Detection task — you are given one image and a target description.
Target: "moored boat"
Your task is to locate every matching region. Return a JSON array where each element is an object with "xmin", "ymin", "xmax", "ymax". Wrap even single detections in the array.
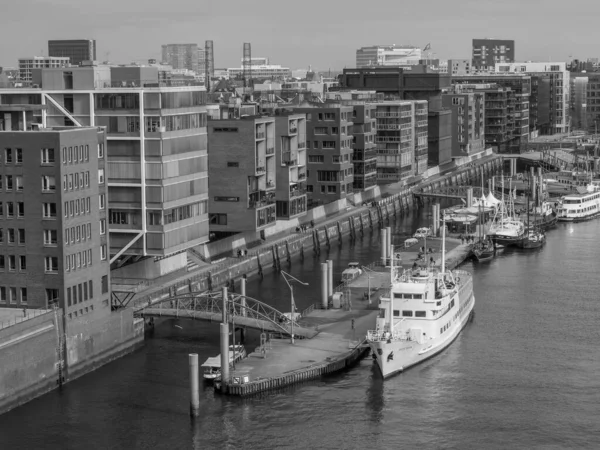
[
  {"xmin": 556, "ymin": 184, "xmax": 600, "ymax": 222},
  {"xmin": 520, "ymin": 229, "xmax": 546, "ymax": 249},
  {"xmin": 201, "ymin": 345, "xmax": 247, "ymax": 381}
]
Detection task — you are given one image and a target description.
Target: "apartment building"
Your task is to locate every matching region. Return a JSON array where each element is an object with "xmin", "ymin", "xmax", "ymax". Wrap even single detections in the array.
[
  {"xmin": 18, "ymin": 57, "xmax": 70, "ymax": 83},
  {"xmin": 442, "ymin": 90, "xmax": 486, "ymax": 157},
  {"xmin": 452, "ymin": 74, "xmax": 530, "ymax": 153},
  {"xmin": 496, "ymin": 62, "xmax": 569, "ymax": 134},
  {"xmin": 207, "ymin": 114, "xmax": 277, "ymax": 235},
  {"xmin": 292, "ymin": 105, "xmax": 354, "ymax": 206},
  {"xmin": 0, "ymin": 64, "xmax": 209, "ymax": 269},
  {"xmin": 571, "ymin": 75, "xmax": 588, "ymax": 131},
  {"xmin": 0, "ymin": 123, "xmax": 110, "ymax": 318},
  {"xmin": 586, "ymin": 74, "xmax": 600, "ymax": 134},
  {"xmin": 375, "ymin": 101, "xmax": 428, "ymax": 184},
  {"xmin": 273, "ymin": 112, "xmax": 308, "ymax": 220},
  {"xmin": 448, "ymin": 59, "xmax": 472, "ymax": 76},
  {"xmin": 48, "ymin": 40, "xmax": 96, "ymax": 66},
  {"xmin": 161, "ymin": 44, "xmax": 200, "ymax": 72},
  {"xmin": 472, "ymin": 39, "xmax": 515, "ymax": 71},
  {"xmin": 356, "ymin": 45, "xmax": 422, "ymax": 68}
]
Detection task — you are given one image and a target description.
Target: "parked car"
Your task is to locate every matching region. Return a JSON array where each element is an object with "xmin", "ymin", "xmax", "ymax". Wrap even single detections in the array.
[{"xmin": 413, "ymin": 227, "xmax": 433, "ymax": 239}]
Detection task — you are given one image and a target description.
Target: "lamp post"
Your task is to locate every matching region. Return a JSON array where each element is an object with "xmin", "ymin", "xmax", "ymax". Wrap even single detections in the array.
[
  {"xmin": 361, "ymin": 265, "xmax": 376, "ymax": 304},
  {"xmin": 281, "ymin": 271, "xmax": 309, "ymax": 344}
]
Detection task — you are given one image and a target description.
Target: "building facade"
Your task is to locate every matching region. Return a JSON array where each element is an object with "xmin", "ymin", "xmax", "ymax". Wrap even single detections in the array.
[
  {"xmin": 207, "ymin": 115, "xmax": 277, "ymax": 234},
  {"xmin": 448, "ymin": 59, "xmax": 472, "ymax": 76},
  {"xmin": 48, "ymin": 40, "xmax": 96, "ymax": 66},
  {"xmin": 227, "ymin": 58, "xmax": 291, "ymax": 80},
  {"xmin": 571, "ymin": 75, "xmax": 588, "ymax": 132},
  {"xmin": 0, "ymin": 125, "xmax": 111, "ymax": 318},
  {"xmin": 0, "ymin": 64, "xmax": 209, "ymax": 266},
  {"xmin": 586, "ymin": 74, "xmax": 600, "ymax": 133},
  {"xmin": 18, "ymin": 57, "xmax": 70, "ymax": 83},
  {"xmin": 292, "ymin": 105, "xmax": 354, "ymax": 206},
  {"xmin": 496, "ymin": 62, "xmax": 569, "ymax": 134},
  {"xmin": 472, "ymin": 39, "xmax": 514, "ymax": 71},
  {"xmin": 375, "ymin": 101, "xmax": 428, "ymax": 184},
  {"xmin": 356, "ymin": 46, "xmax": 422, "ymax": 68},
  {"xmin": 442, "ymin": 91, "xmax": 486, "ymax": 158},
  {"xmin": 161, "ymin": 44, "xmax": 200, "ymax": 72}
]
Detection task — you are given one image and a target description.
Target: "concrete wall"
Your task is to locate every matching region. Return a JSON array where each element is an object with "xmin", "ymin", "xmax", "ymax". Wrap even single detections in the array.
[
  {"xmin": 197, "ymin": 231, "xmax": 261, "ymax": 261},
  {"xmin": 110, "ymin": 252, "xmax": 187, "ymax": 279},
  {"xmin": 65, "ymin": 308, "xmax": 143, "ymax": 380},
  {"xmin": 0, "ymin": 311, "xmax": 61, "ymax": 415}
]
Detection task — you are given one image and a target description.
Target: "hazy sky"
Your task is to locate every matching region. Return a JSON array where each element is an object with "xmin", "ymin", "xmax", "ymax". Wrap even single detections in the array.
[{"xmin": 2, "ymin": 0, "xmax": 599, "ymax": 70}]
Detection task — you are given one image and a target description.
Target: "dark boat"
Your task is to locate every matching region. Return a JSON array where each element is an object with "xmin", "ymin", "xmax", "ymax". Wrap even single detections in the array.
[
  {"xmin": 521, "ymin": 229, "xmax": 546, "ymax": 249},
  {"xmin": 473, "ymin": 200, "xmax": 495, "ymax": 262}
]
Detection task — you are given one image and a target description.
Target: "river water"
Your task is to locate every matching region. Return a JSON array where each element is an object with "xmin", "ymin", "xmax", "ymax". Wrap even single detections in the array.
[{"xmin": 1, "ymin": 208, "xmax": 599, "ymax": 450}]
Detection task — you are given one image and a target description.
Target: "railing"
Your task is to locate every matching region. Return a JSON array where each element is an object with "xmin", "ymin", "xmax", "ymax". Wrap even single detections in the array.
[
  {"xmin": 94, "ymin": 80, "xmax": 205, "ymax": 89},
  {"xmin": 290, "ymin": 188, "xmax": 307, "ymax": 198},
  {"xmin": 284, "ymin": 159, "xmax": 297, "ymax": 166},
  {"xmin": 256, "ymin": 132, "xmax": 265, "ymax": 139},
  {"xmin": 298, "ymin": 141, "xmax": 306, "ymax": 149},
  {"xmin": 256, "ymin": 166, "xmax": 266, "ymax": 173},
  {"xmin": 416, "ymin": 120, "xmax": 428, "ymax": 128},
  {"xmin": 298, "ymin": 172, "xmax": 306, "ymax": 180},
  {"xmin": 265, "ymin": 146, "xmax": 275, "ymax": 155},
  {"xmin": 289, "ymin": 127, "xmax": 298, "ymax": 134},
  {"xmin": 0, "ymin": 307, "xmax": 54, "ymax": 331}
]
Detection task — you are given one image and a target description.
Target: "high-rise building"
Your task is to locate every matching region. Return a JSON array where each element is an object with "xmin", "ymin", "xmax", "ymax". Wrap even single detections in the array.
[
  {"xmin": 161, "ymin": 44, "xmax": 199, "ymax": 72},
  {"xmin": 375, "ymin": 101, "xmax": 428, "ymax": 184},
  {"xmin": 48, "ymin": 40, "xmax": 96, "ymax": 66},
  {"xmin": 472, "ymin": 39, "xmax": 514, "ymax": 71},
  {"xmin": 291, "ymin": 105, "xmax": 355, "ymax": 206},
  {"xmin": 18, "ymin": 57, "xmax": 69, "ymax": 83},
  {"xmin": 0, "ymin": 122, "xmax": 110, "ymax": 316},
  {"xmin": 585, "ymin": 74, "xmax": 600, "ymax": 134},
  {"xmin": 0, "ymin": 64, "xmax": 209, "ymax": 272},
  {"xmin": 496, "ymin": 62, "xmax": 569, "ymax": 134},
  {"xmin": 356, "ymin": 45, "xmax": 422, "ymax": 68},
  {"xmin": 442, "ymin": 90, "xmax": 486, "ymax": 158}
]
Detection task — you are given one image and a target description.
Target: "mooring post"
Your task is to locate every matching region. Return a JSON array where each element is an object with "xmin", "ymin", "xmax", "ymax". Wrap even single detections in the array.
[
  {"xmin": 321, "ymin": 263, "xmax": 328, "ymax": 309},
  {"xmin": 381, "ymin": 228, "xmax": 388, "ymax": 265},
  {"xmin": 220, "ymin": 287, "xmax": 229, "ymax": 391},
  {"xmin": 327, "ymin": 260, "xmax": 333, "ymax": 298},
  {"xmin": 189, "ymin": 353, "xmax": 200, "ymax": 416},
  {"xmin": 386, "ymin": 226, "xmax": 392, "ymax": 263},
  {"xmin": 240, "ymin": 276, "xmax": 247, "ymax": 317}
]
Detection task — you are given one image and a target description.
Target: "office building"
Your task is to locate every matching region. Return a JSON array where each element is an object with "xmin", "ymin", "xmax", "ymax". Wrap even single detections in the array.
[
  {"xmin": 161, "ymin": 44, "xmax": 200, "ymax": 72},
  {"xmin": 18, "ymin": 57, "xmax": 69, "ymax": 83},
  {"xmin": 0, "ymin": 123, "xmax": 110, "ymax": 317},
  {"xmin": 227, "ymin": 58, "xmax": 291, "ymax": 80},
  {"xmin": 291, "ymin": 104, "xmax": 354, "ymax": 206},
  {"xmin": 375, "ymin": 101, "xmax": 428, "ymax": 184},
  {"xmin": 48, "ymin": 40, "xmax": 96, "ymax": 66},
  {"xmin": 338, "ymin": 67, "xmax": 452, "ymax": 168},
  {"xmin": 586, "ymin": 74, "xmax": 600, "ymax": 133},
  {"xmin": 356, "ymin": 45, "xmax": 422, "ymax": 68},
  {"xmin": 207, "ymin": 112, "xmax": 277, "ymax": 235},
  {"xmin": 571, "ymin": 75, "xmax": 588, "ymax": 131},
  {"xmin": 496, "ymin": 62, "xmax": 569, "ymax": 134},
  {"xmin": 442, "ymin": 90, "xmax": 486, "ymax": 158},
  {"xmin": 472, "ymin": 39, "xmax": 514, "ymax": 71},
  {"xmin": 0, "ymin": 64, "xmax": 209, "ymax": 270},
  {"xmin": 448, "ymin": 59, "xmax": 472, "ymax": 76}
]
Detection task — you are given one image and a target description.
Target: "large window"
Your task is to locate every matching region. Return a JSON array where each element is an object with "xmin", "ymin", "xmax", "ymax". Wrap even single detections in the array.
[
  {"xmin": 209, "ymin": 213, "xmax": 227, "ymax": 225},
  {"xmin": 95, "ymin": 93, "xmax": 140, "ymax": 109},
  {"xmin": 45, "ymin": 256, "xmax": 59, "ymax": 272},
  {"xmin": 163, "ymin": 113, "xmax": 207, "ymax": 132}
]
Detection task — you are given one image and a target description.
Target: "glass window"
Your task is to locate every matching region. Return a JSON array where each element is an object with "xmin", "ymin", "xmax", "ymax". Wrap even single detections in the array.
[{"xmin": 402, "ymin": 310, "xmax": 413, "ymax": 317}]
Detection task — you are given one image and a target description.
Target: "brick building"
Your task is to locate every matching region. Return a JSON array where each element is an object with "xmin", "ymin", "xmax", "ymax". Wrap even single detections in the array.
[{"xmin": 442, "ymin": 90, "xmax": 486, "ymax": 158}]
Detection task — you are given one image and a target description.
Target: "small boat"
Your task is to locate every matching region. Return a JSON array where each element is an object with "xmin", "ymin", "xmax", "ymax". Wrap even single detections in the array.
[
  {"xmin": 520, "ymin": 229, "xmax": 546, "ymax": 249},
  {"xmin": 201, "ymin": 345, "xmax": 247, "ymax": 381},
  {"xmin": 413, "ymin": 227, "xmax": 432, "ymax": 239},
  {"xmin": 341, "ymin": 262, "xmax": 362, "ymax": 284},
  {"xmin": 473, "ymin": 239, "xmax": 495, "ymax": 261}
]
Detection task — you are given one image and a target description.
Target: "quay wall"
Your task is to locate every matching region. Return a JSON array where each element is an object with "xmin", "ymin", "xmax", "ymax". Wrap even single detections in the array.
[{"xmin": 131, "ymin": 156, "xmax": 503, "ymax": 310}]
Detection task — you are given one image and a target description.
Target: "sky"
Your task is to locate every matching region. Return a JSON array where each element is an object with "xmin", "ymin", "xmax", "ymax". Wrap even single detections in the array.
[{"xmin": 1, "ymin": 0, "xmax": 599, "ymax": 70}]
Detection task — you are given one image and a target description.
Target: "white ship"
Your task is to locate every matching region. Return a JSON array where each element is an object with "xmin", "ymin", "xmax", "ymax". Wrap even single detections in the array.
[
  {"xmin": 367, "ymin": 222, "xmax": 475, "ymax": 378},
  {"xmin": 557, "ymin": 184, "xmax": 600, "ymax": 222}
]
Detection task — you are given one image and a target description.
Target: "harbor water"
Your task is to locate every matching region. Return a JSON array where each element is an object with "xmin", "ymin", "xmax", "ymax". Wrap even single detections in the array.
[{"xmin": 1, "ymin": 207, "xmax": 599, "ymax": 449}]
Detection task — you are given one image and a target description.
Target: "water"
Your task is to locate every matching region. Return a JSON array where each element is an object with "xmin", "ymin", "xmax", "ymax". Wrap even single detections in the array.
[{"xmin": 1, "ymin": 211, "xmax": 599, "ymax": 449}]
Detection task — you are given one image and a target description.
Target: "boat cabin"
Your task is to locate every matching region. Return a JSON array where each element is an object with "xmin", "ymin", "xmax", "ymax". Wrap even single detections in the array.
[{"xmin": 341, "ymin": 262, "xmax": 362, "ymax": 283}]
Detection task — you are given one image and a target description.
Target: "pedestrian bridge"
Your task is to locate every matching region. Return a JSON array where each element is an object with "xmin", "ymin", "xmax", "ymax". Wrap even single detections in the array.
[{"xmin": 134, "ymin": 291, "xmax": 319, "ymax": 339}]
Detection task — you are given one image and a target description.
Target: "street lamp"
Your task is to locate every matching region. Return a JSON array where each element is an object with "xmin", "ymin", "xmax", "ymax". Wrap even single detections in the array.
[
  {"xmin": 361, "ymin": 266, "xmax": 376, "ymax": 304},
  {"xmin": 281, "ymin": 271, "xmax": 309, "ymax": 344}
]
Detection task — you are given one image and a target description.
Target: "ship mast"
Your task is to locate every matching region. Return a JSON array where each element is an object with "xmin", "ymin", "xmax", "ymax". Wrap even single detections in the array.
[
  {"xmin": 441, "ymin": 215, "xmax": 446, "ymax": 275},
  {"xmin": 389, "ymin": 244, "xmax": 394, "ymax": 333}
]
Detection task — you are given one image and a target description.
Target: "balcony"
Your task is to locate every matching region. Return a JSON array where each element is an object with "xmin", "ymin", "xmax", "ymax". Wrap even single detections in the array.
[
  {"xmin": 249, "ymin": 191, "xmax": 275, "ymax": 208},
  {"xmin": 256, "ymin": 131, "xmax": 265, "ymax": 140},
  {"xmin": 266, "ymin": 146, "xmax": 275, "ymax": 155},
  {"xmin": 256, "ymin": 166, "xmax": 266, "ymax": 174},
  {"xmin": 289, "ymin": 126, "xmax": 298, "ymax": 134},
  {"xmin": 298, "ymin": 172, "xmax": 306, "ymax": 180},
  {"xmin": 290, "ymin": 186, "xmax": 307, "ymax": 199},
  {"xmin": 416, "ymin": 120, "xmax": 427, "ymax": 128},
  {"xmin": 376, "ymin": 136, "xmax": 404, "ymax": 143}
]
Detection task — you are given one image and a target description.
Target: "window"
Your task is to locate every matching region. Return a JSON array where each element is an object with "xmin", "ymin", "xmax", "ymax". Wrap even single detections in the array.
[
  {"xmin": 86, "ymin": 197, "xmax": 90, "ymax": 213},
  {"xmin": 415, "ymin": 311, "xmax": 426, "ymax": 318},
  {"xmin": 0, "ymin": 229, "xmax": 2, "ymax": 243},
  {"xmin": 9, "ymin": 287, "xmax": 17, "ymax": 304},
  {"xmin": 402, "ymin": 311, "xmax": 413, "ymax": 317},
  {"xmin": 322, "ymin": 141, "xmax": 336, "ymax": 149},
  {"xmin": 0, "ymin": 175, "xmax": 2, "ymax": 189},
  {"xmin": 101, "ymin": 275, "xmax": 108, "ymax": 294},
  {"xmin": 7, "ymin": 201, "xmax": 14, "ymax": 218},
  {"xmin": 100, "ymin": 219, "xmax": 106, "ymax": 235},
  {"xmin": 208, "ymin": 213, "xmax": 227, "ymax": 225},
  {"xmin": 19, "ymin": 255, "xmax": 26, "ymax": 271},
  {"xmin": 43, "ymin": 203, "xmax": 57, "ymax": 218},
  {"xmin": 78, "ymin": 146, "xmax": 83, "ymax": 162},
  {"xmin": 8, "ymin": 255, "xmax": 16, "ymax": 271},
  {"xmin": 88, "ymin": 280, "xmax": 93, "ymax": 298},
  {"xmin": 45, "ymin": 256, "xmax": 59, "ymax": 272},
  {"xmin": 308, "ymin": 155, "xmax": 324, "ymax": 163},
  {"xmin": 98, "ymin": 169, "xmax": 104, "ymax": 184},
  {"xmin": 0, "ymin": 287, "xmax": 5, "ymax": 303},
  {"xmin": 0, "ymin": 256, "xmax": 4, "ymax": 270},
  {"xmin": 331, "ymin": 127, "xmax": 339, "ymax": 134},
  {"xmin": 18, "ymin": 229, "xmax": 25, "ymax": 244},
  {"xmin": 15, "ymin": 148, "xmax": 22, "ymax": 164},
  {"xmin": 101, "ymin": 245, "xmax": 107, "ymax": 260},
  {"xmin": 212, "ymin": 127, "xmax": 239, "ymax": 132},
  {"xmin": 393, "ymin": 310, "xmax": 400, "ymax": 317},
  {"xmin": 84, "ymin": 145, "xmax": 89, "ymax": 161},
  {"xmin": 99, "ymin": 194, "xmax": 105, "ymax": 210},
  {"xmin": 6, "ymin": 175, "xmax": 13, "ymax": 190},
  {"xmin": 327, "ymin": 185, "xmax": 337, "ymax": 194},
  {"xmin": 8, "ymin": 228, "xmax": 15, "ymax": 244},
  {"xmin": 5, "ymin": 148, "xmax": 12, "ymax": 164},
  {"xmin": 314, "ymin": 127, "xmax": 328, "ymax": 134},
  {"xmin": 84, "ymin": 171, "xmax": 89, "ymax": 187},
  {"xmin": 42, "ymin": 176, "xmax": 56, "ymax": 192},
  {"xmin": 17, "ymin": 202, "xmax": 24, "ymax": 217},
  {"xmin": 46, "ymin": 289, "xmax": 59, "ymax": 307},
  {"xmin": 87, "ymin": 223, "xmax": 91, "ymax": 239},
  {"xmin": 62, "ymin": 147, "xmax": 67, "ymax": 164},
  {"xmin": 44, "ymin": 229, "xmax": 58, "ymax": 245},
  {"xmin": 84, "ymin": 282, "xmax": 88, "ymax": 300},
  {"xmin": 109, "ymin": 211, "xmax": 128, "ymax": 225},
  {"xmin": 74, "ymin": 200, "xmax": 79, "ymax": 215},
  {"xmin": 68, "ymin": 174, "xmax": 73, "ymax": 190},
  {"xmin": 73, "ymin": 284, "xmax": 78, "ymax": 303},
  {"xmin": 227, "ymin": 162, "xmax": 239, "ymax": 168},
  {"xmin": 16, "ymin": 176, "xmax": 23, "ymax": 191},
  {"xmin": 79, "ymin": 172, "xmax": 84, "ymax": 189},
  {"xmin": 98, "ymin": 143, "xmax": 104, "ymax": 158},
  {"xmin": 41, "ymin": 148, "xmax": 55, "ymax": 164}
]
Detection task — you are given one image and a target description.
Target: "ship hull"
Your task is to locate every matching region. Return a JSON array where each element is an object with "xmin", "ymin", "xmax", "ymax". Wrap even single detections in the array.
[
  {"xmin": 369, "ymin": 291, "xmax": 475, "ymax": 378},
  {"xmin": 557, "ymin": 211, "xmax": 600, "ymax": 222},
  {"xmin": 490, "ymin": 235, "xmax": 525, "ymax": 247}
]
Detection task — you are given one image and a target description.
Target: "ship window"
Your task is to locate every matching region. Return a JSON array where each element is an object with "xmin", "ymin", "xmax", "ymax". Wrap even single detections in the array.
[
  {"xmin": 402, "ymin": 310, "xmax": 413, "ymax": 317},
  {"xmin": 393, "ymin": 310, "xmax": 400, "ymax": 317},
  {"xmin": 413, "ymin": 294, "xmax": 423, "ymax": 299},
  {"xmin": 415, "ymin": 311, "xmax": 426, "ymax": 317},
  {"xmin": 436, "ymin": 301, "xmax": 442, "ymax": 306},
  {"xmin": 393, "ymin": 293, "xmax": 402, "ymax": 299},
  {"xmin": 403, "ymin": 294, "xmax": 413, "ymax": 299}
]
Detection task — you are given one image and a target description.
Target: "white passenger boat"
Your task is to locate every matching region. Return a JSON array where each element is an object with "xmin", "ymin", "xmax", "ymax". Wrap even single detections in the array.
[
  {"xmin": 367, "ymin": 219, "xmax": 474, "ymax": 378},
  {"xmin": 201, "ymin": 345, "xmax": 247, "ymax": 381},
  {"xmin": 556, "ymin": 184, "xmax": 600, "ymax": 222}
]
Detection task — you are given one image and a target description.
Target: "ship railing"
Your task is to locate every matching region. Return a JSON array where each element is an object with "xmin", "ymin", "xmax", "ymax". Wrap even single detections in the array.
[{"xmin": 367, "ymin": 330, "xmax": 408, "ymax": 342}]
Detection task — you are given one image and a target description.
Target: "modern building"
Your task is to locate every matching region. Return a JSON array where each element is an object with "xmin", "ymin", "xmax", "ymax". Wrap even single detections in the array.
[
  {"xmin": 227, "ymin": 58, "xmax": 291, "ymax": 80},
  {"xmin": 161, "ymin": 44, "xmax": 200, "ymax": 72},
  {"xmin": 571, "ymin": 75, "xmax": 588, "ymax": 132},
  {"xmin": 0, "ymin": 64, "xmax": 209, "ymax": 271},
  {"xmin": 496, "ymin": 62, "xmax": 570, "ymax": 134},
  {"xmin": 585, "ymin": 74, "xmax": 600, "ymax": 134},
  {"xmin": 356, "ymin": 45, "xmax": 422, "ymax": 68},
  {"xmin": 48, "ymin": 40, "xmax": 96, "ymax": 66},
  {"xmin": 18, "ymin": 57, "xmax": 70, "ymax": 83},
  {"xmin": 0, "ymin": 124, "xmax": 111, "ymax": 318},
  {"xmin": 448, "ymin": 59, "xmax": 472, "ymax": 76},
  {"xmin": 291, "ymin": 104, "xmax": 355, "ymax": 206},
  {"xmin": 442, "ymin": 90, "xmax": 486, "ymax": 158},
  {"xmin": 338, "ymin": 67, "xmax": 452, "ymax": 168},
  {"xmin": 472, "ymin": 39, "xmax": 514, "ymax": 71},
  {"xmin": 375, "ymin": 101, "xmax": 428, "ymax": 184},
  {"xmin": 207, "ymin": 112, "xmax": 277, "ymax": 235}
]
